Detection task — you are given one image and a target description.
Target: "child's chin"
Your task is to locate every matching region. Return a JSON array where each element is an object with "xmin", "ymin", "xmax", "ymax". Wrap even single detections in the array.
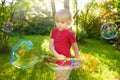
[{"xmin": 58, "ymin": 28, "xmax": 63, "ymax": 31}]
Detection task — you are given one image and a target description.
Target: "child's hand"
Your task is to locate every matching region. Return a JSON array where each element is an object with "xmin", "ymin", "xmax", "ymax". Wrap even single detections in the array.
[
  {"xmin": 58, "ymin": 54, "xmax": 66, "ymax": 59},
  {"xmin": 55, "ymin": 54, "xmax": 66, "ymax": 59}
]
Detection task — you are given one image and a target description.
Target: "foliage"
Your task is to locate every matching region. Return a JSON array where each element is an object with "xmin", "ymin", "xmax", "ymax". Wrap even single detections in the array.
[
  {"xmin": 76, "ymin": 30, "xmax": 87, "ymax": 43},
  {"xmin": 114, "ymin": 0, "xmax": 120, "ymax": 13},
  {"xmin": 0, "ymin": 0, "xmax": 54, "ymax": 53},
  {"xmin": 11, "ymin": 0, "xmax": 54, "ymax": 36},
  {"xmin": 22, "ymin": 16, "xmax": 54, "ymax": 35},
  {"xmin": 0, "ymin": 0, "xmax": 15, "ymax": 53},
  {"xmin": 76, "ymin": 1, "xmax": 102, "ymax": 39},
  {"xmin": 80, "ymin": 13, "xmax": 101, "ymax": 39},
  {"xmin": 79, "ymin": 53, "xmax": 99, "ymax": 72},
  {"xmin": 0, "ymin": 33, "xmax": 11, "ymax": 53},
  {"xmin": 11, "ymin": 0, "xmax": 33, "ymax": 37},
  {"xmin": 99, "ymin": 0, "xmax": 120, "ymax": 43},
  {"xmin": 74, "ymin": 0, "xmax": 120, "ymax": 40}
]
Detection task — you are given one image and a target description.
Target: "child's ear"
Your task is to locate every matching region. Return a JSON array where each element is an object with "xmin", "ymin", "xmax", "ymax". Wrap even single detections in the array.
[
  {"xmin": 67, "ymin": 21, "xmax": 71, "ymax": 25},
  {"xmin": 66, "ymin": 23, "xmax": 71, "ymax": 29},
  {"xmin": 67, "ymin": 21, "xmax": 72, "ymax": 26}
]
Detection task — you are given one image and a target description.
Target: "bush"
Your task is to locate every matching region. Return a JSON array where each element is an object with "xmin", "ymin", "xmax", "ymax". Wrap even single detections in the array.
[
  {"xmin": 0, "ymin": 32, "xmax": 11, "ymax": 53},
  {"xmin": 76, "ymin": 30, "xmax": 87, "ymax": 43},
  {"xmin": 83, "ymin": 16, "xmax": 101, "ymax": 39},
  {"xmin": 75, "ymin": 1, "xmax": 102, "ymax": 39},
  {"xmin": 23, "ymin": 16, "xmax": 54, "ymax": 35}
]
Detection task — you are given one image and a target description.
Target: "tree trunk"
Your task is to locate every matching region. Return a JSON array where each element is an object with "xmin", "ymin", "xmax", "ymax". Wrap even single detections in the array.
[
  {"xmin": 64, "ymin": 0, "xmax": 69, "ymax": 10},
  {"xmin": 51, "ymin": 0, "xmax": 56, "ymax": 17},
  {"xmin": 74, "ymin": 0, "xmax": 78, "ymax": 33}
]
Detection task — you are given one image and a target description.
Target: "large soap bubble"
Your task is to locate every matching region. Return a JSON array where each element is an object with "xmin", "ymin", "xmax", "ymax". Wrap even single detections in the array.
[
  {"xmin": 101, "ymin": 22, "xmax": 118, "ymax": 39},
  {"xmin": 10, "ymin": 40, "xmax": 82, "ymax": 70},
  {"xmin": 2, "ymin": 22, "xmax": 13, "ymax": 33},
  {"xmin": 10, "ymin": 40, "xmax": 39, "ymax": 69}
]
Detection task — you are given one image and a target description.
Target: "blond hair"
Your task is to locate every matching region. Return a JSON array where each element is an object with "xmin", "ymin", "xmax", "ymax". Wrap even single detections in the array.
[{"xmin": 55, "ymin": 9, "xmax": 72, "ymax": 24}]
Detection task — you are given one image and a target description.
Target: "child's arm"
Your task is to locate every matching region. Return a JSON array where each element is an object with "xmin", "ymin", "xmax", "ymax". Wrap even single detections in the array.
[
  {"xmin": 49, "ymin": 38, "xmax": 65, "ymax": 58},
  {"xmin": 72, "ymin": 42, "xmax": 79, "ymax": 58}
]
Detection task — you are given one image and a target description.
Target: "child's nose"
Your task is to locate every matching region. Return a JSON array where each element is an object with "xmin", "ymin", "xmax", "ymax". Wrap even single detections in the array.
[{"xmin": 58, "ymin": 22, "xmax": 62, "ymax": 25}]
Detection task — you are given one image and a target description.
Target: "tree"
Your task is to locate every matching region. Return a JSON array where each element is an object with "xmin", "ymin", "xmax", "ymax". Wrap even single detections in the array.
[
  {"xmin": 51, "ymin": 0, "xmax": 56, "ymax": 17},
  {"xmin": 73, "ymin": 0, "xmax": 81, "ymax": 41},
  {"xmin": 51, "ymin": 0, "xmax": 70, "ymax": 17},
  {"xmin": 0, "ymin": 0, "xmax": 15, "ymax": 53},
  {"xmin": 64, "ymin": 0, "xmax": 69, "ymax": 10}
]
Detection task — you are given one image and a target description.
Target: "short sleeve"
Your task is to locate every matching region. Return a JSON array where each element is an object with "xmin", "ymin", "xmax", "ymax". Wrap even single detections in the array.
[
  {"xmin": 69, "ymin": 32, "xmax": 76, "ymax": 44},
  {"xmin": 50, "ymin": 28, "xmax": 56, "ymax": 39}
]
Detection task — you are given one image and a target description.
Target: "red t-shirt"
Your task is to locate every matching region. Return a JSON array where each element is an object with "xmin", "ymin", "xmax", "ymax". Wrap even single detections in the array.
[{"xmin": 51, "ymin": 28, "xmax": 76, "ymax": 58}]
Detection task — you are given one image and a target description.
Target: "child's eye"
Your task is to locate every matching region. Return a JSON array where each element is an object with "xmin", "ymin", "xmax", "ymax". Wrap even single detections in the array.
[
  {"xmin": 56, "ymin": 21, "xmax": 59, "ymax": 23},
  {"xmin": 61, "ymin": 21, "xmax": 65, "ymax": 24},
  {"xmin": 56, "ymin": 20, "xmax": 65, "ymax": 24}
]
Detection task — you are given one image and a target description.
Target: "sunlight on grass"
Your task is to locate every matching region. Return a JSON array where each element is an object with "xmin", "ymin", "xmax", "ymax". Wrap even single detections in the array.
[
  {"xmin": 79, "ymin": 39, "xmax": 120, "ymax": 80},
  {"xmin": 0, "ymin": 36, "xmax": 120, "ymax": 80},
  {"xmin": 79, "ymin": 53, "xmax": 99, "ymax": 72}
]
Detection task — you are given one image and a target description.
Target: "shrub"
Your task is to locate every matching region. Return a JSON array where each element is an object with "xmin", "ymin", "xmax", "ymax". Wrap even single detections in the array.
[
  {"xmin": 0, "ymin": 32, "xmax": 11, "ymax": 53},
  {"xmin": 23, "ymin": 16, "xmax": 54, "ymax": 35}
]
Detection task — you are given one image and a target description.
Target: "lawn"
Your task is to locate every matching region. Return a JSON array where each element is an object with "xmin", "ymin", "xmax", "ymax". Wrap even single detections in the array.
[{"xmin": 0, "ymin": 35, "xmax": 120, "ymax": 80}]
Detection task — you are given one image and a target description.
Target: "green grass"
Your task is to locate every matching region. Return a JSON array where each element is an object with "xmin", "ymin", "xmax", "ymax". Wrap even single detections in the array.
[
  {"xmin": 77, "ymin": 39, "xmax": 120, "ymax": 80},
  {"xmin": 0, "ymin": 35, "xmax": 120, "ymax": 80}
]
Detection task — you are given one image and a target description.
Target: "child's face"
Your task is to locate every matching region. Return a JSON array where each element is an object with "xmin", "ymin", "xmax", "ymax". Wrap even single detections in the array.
[{"xmin": 55, "ymin": 20, "xmax": 70, "ymax": 31}]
